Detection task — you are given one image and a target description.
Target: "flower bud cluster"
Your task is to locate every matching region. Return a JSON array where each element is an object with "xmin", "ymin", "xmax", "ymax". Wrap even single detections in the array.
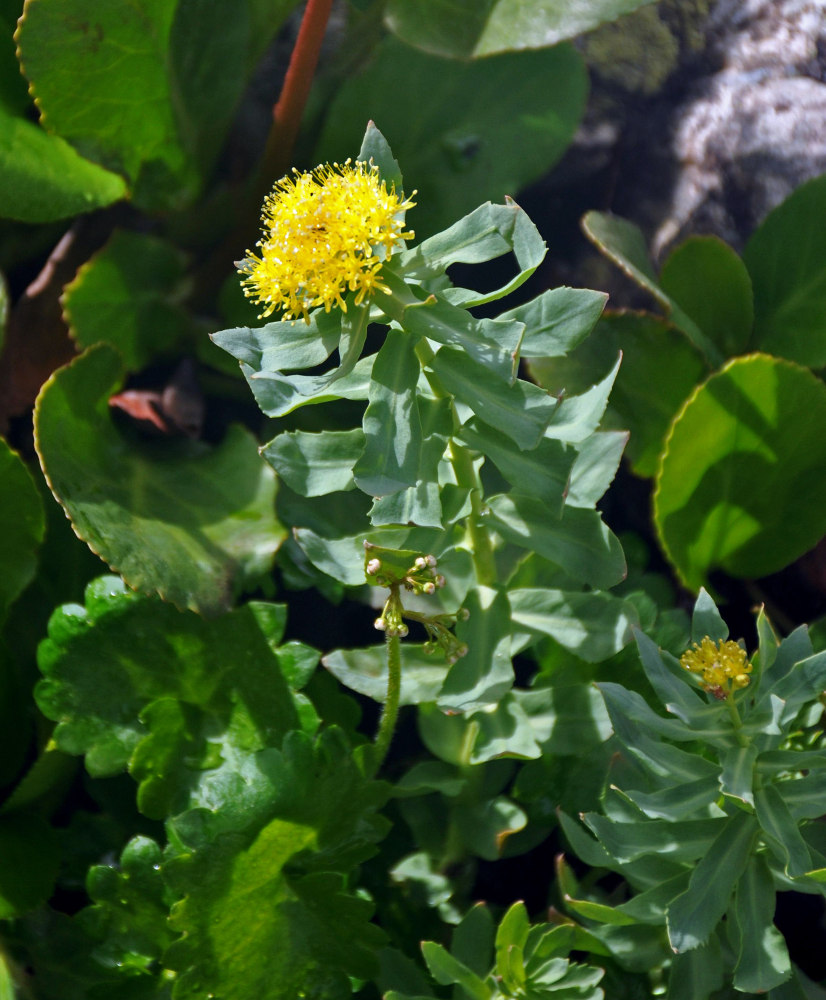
[
  {"xmin": 365, "ymin": 551, "xmax": 446, "ymax": 596},
  {"xmin": 680, "ymin": 636, "xmax": 752, "ymax": 699}
]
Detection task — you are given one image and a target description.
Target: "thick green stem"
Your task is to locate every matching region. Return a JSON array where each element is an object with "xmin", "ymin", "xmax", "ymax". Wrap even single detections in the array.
[
  {"xmin": 373, "ymin": 632, "xmax": 402, "ymax": 772},
  {"xmin": 449, "ymin": 440, "xmax": 496, "ymax": 586},
  {"xmin": 725, "ymin": 692, "xmax": 750, "ymax": 748}
]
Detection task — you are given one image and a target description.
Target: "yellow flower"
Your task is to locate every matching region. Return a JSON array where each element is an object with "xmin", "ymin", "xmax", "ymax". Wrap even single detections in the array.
[
  {"xmin": 680, "ymin": 636, "xmax": 752, "ymax": 697},
  {"xmin": 239, "ymin": 161, "xmax": 415, "ymax": 323}
]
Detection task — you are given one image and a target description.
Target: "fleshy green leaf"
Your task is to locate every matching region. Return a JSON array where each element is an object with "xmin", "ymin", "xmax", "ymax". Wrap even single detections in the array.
[
  {"xmin": 0, "ymin": 438, "xmax": 45, "ymax": 620},
  {"xmin": 530, "ymin": 311, "xmax": 706, "ymax": 478},
  {"xmin": 744, "ymin": 175, "xmax": 826, "ymax": 367},
  {"xmin": 429, "ymin": 347, "xmax": 555, "ymax": 450},
  {"xmin": 458, "ymin": 419, "xmax": 574, "ymax": 513},
  {"xmin": 438, "ymin": 585, "xmax": 513, "ymax": 711},
  {"xmin": 667, "ymin": 939, "xmax": 724, "ymax": 1000},
  {"xmin": 732, "ymin": 855, "xmax": 791, "ymax": 993},
  {"xmin": 486, "ymin": 498, "xmax": 626, "ymax": 590},
  {"xmin": 315, "ymin": 38, "xmax": 586, "ymax": 237},
  {"xmin": 62, "ymin": 230, "xmax": 196, "ymax": 370},
  {"xmin": 34, "ymin": 345, "xmax": 282, "ymax": 615},
  {"xmin": 262, "ymin": 429, "xmax": 363, "ymax": 497},
  {"xmin": 501, "ymin": 287, "xmax": 607, "ymax": 359},
  {"xmin": 385, "ymin": 0, "xmax": 657, "ymax": 58},
  {"xmin": 211, "ymin": 309, "xmax": 341, "ymax": 375},
  {"xmin": 509, "ymin": 588, "xmax": 638, "ymax": 662},
  {"xmin": 666, "ymin": 811, "xmax": 757, "ymax": 951},
  {"xmin": 322, "ymin": 644, "xmax": 447, "ymax": 705},
  {"xmin": 357, "ymin": 119, "xmax": 403, "ymax": 190},
  {"xmin": 654, "ymin": 354, "xmax": 826, "ymax": 591},
  {"xmin": 354, "ymin": 329, "xmax": 422, "ymax": 496},
  {"xmin": 754, "ymin": 782, "xmax": 812, "ymax": 877}
]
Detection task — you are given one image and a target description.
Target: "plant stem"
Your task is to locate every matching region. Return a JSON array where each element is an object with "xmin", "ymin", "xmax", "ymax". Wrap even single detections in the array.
[
  {"xmin": 373, "ymin": 632, "xmax": 402, "ymax": 772},
  {"xmin": 449, "ymin": 440, "xmax": 496, "ymax": 586},
  {"xmin": 725, "ymin": 692, "xmax": 750, "ymax": 748},
  {"xmin": 258, "ymin": 0, "xmax": 334, "ymax": 191}
]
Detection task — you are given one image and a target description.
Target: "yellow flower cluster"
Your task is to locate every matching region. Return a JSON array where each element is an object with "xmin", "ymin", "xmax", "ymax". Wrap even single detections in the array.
[
  {"xmin": 680, "ymin": 636, "xmax": 752, "ymax": 697},
  {"xmin": 239, "ymin": 161, "xmax": 415, "ymax": 323}
]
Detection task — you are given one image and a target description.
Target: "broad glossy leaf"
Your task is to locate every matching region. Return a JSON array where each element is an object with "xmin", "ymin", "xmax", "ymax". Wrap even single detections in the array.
[
  {"xmin": 0, "ymin": 439, "xmax": 45, "ymax": 619},
  {"xmin": 354, "ymin": 329, "xmax": 422, "ymax": 496},
  {"xmin": 467, "ymin": 693, "xmax": 541, "ymax": 762},
  {"xmin": 487, "ymin": 498, "xmax": 626, "ymax": 590},
  {"xmin": 315, "ymin": 38, "xmax": 586, "ymax": 237},
  {"xmin": 262, "ymin": 429, "xmax": 363, "ymax": 497},
  {"xmin": 654, "ymin": 354, "xmax": 826, "ymax": 591},
  {"xmin": 385, "ymin": 0, "xmax": 656, "ymax": 58},
  {"xmin": 501, "ymin": 287, "xmax": 607, "ymax": 359},
  {"xmin": 165, "ymin": 729, "xmax": 387, "ymax": 1000},
  {"xmin": 369, "ymin": 481, "xmax": 443, "ymax": 528},
  {"xmin": 429, "ymin": 348, "xmax": 555, "ymax": 450},
  {"xmin": 34, "ymin": 345, "xmax": 282, "ymax": 615},
  {"xmin": 17, "ymin": 0, "xmax": 295, "ymax": 209},
  {"xmin": 322, "ymin": 644, "xmax": 447, "ymax": 705},
  {"xmin": 0, "ymin": 103, "xmax": 126, "ymax": 222},
  {"xmin": 36, "ymin": 576, "xmax": 312, "ymax": 816},
  {"xmin": 513, "ymin": 683, "xmax": 612, "ymax": 755},
  {"xmin": 509, "ymin": 588, "xmax": 638, "ymax": 662},
  {"xmin": 583, "ymin": 212, "xmax": 721, "ymax": 364},
  {"xmin": 62, "ymin": 230, "xmax": 196, "ymax": 370},
  {"xmin": 733, "ymin": 855, "xmax": 791, "ymax": 993},
  {"xmin": 659, "ymin": 236, "xmax": 753, "ymax": 358},
  {"xmin": 744, "ymin": 175, "xmax": 826, "ymax": 367},
  {"xmin": 666, "ymin": 811, "xmax": 757, "ymax": 951}
]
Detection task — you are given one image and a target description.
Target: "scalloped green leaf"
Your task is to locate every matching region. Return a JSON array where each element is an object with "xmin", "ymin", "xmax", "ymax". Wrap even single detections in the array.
[
  {"xmin": 315, "ymin": 37, "xmax": 586, "ymax": 237},
  {"xmin": 62, "ymin": 230, "xmax": 197, "ymax": 370},
  {"xmin": 0, "ymin": 438, "xmax": 45, "ymax": 619},
  {"xmin": 16, "ymin": 0, "xmax": 297, "ymax": 210},
  {"xmin": 744, "ymin": 175, "xmax": 826, "ymax": 367},
  {"xmin": 0, "ymin": 103, "xmax": 127, "ymax": 222},
  {"xmin": 164, "ymin": 729, "xmax": 388, "ymax": 1000},
  {"xmin": 34, "ymin": 345, "xmax": 282, "ymax": 615},
  {"xmin": 384, "ymin": 0, "xmax": 656, "ymax": 59},
  {"xmin": 654, "ymin": 354, "xmax": 826, "ymax": 591},
  {"xmin": 36, "ymin": 576, "xmax": 314, "ymax": 817}
]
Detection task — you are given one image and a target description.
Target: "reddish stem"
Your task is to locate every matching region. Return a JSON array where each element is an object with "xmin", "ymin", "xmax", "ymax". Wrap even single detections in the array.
[{"xmin": 260, "ymin": 0, "xmax": 334, "ymax": 185}]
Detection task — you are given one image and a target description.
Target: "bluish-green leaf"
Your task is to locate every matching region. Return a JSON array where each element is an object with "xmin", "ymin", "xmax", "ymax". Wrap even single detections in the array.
[
  {"xmin": 322, "ymin": 644, "xmax": 447, "ymax": 706},
  {"xmin": 543, "ymin": 355, "xmax": 621, "ymax": 443},
  {"xmin": 262, "ymin": 429, "xmax": 363, "ymax": 497},
  {"xmin": 509, "ymin": 588, "xmax": 638, "ymax": 662},
  {"xmin": 421, "ymin": 942, "xmax": 490, "ymax": 1000},
  {"xmin": 667, "ymin": 938, "xmax": 724, "ymax": 1000},
  {"xmin": 719, "ymin": 744, "xmax": 758, "ymax": 806},
  {"xmin": 666, "ymin": 811, "xmax": 757, "ymax": 951},
  {"xmin": 487, "ymin": 497, "xmax": 626, "ymax": 589},
  {"xmin": 754, "ymin": 782, "xmax": 812, "ymax": 877},
  {"xmin": 438, "ymin": 585, "xmax": 513, "ymax": 711},
  {"xmin": 502, "ymin": 287, "xmax": 607, "ymax": 359},
  {"xmin": 733, "ymin": 854, "xmax": 791, "ymax": 993},
  {"xmin": 458, "ymin": 419, "xmax": 573, "ymax": 513},
  {"xmin": 429, "ymin": 348, "xmax": 555, "ymax": 450},
  {"xmin": 357, "ymin": 120, "xmax": 403, "ymax": 190},
  {"xmin": 354, "ymin": 329, "xmax": 422, "ymax": 496},
  {"xmin": 211, "ymin": 309, "xmax": 341, "ymax": 375},
  {"xmin": 690, "ymin": 589, "xmax": 729, "ymax": 643},
  {"xmin": 565, "ymin": 430, "xmax": 627, "ymax": 508}
]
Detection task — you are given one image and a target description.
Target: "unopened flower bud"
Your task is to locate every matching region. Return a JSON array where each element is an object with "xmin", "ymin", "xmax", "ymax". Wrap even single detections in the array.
[
  {"xmin": 422, "ymin": 581, "xmax": 436, "ymax": 595},
  {"xmin": 366, "ymin": 558, "xmax": 381, "ymax": 575},
  {"xmin": 434, "ymin": 574, "xmax": 446, "ymax": 589},
  {"xmin": 426, "ymin": 554, "xmax": 437, "ymax": 567},
  {"xmin": 374, "ymin": 617, "xmax": 386, "ymax": 631}
]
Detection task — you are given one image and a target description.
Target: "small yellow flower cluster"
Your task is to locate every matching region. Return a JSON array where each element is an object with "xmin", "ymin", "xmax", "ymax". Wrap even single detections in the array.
[
  {"xmin": 239, "ymin": 161, "xmax": 415, "ymax": 323},
  {"xmin": 680, "ymin": 636, "xmax": 752, "ymax": 698}
]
